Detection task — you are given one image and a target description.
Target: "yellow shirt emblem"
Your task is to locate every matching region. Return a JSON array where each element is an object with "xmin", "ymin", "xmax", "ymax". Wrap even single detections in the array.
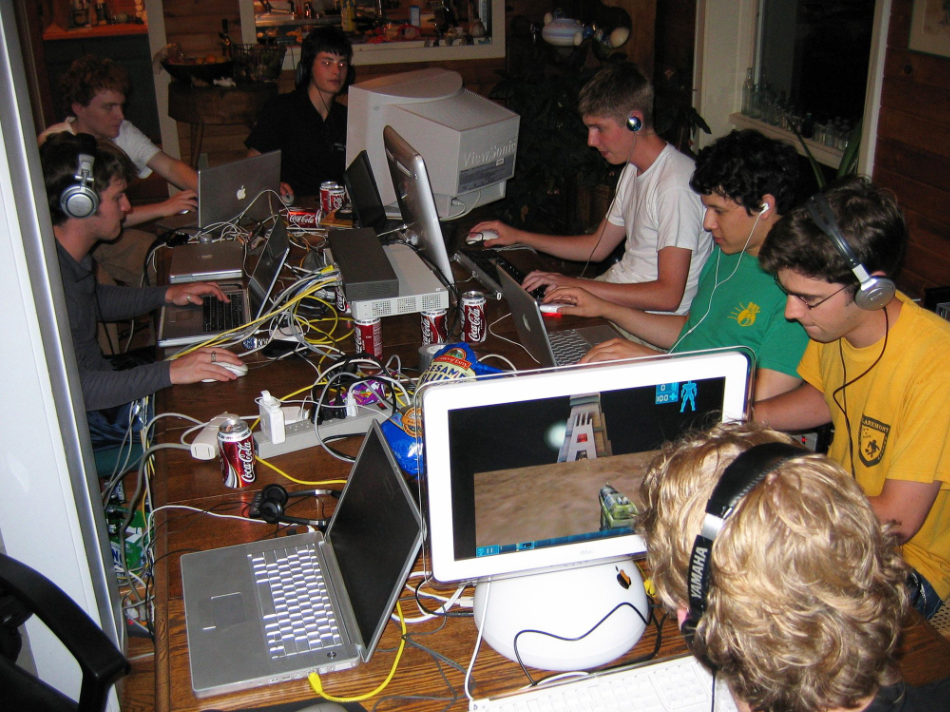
[{"xmin": 730, "ymin": 302, "xmax": 761, "ymax": 327}]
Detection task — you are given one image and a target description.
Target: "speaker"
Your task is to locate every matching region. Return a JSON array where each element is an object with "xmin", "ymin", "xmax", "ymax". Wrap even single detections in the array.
[
  {"xmin": 680, "ymin": 442, "xmax": 807, "ymax": 660},
  {"xmin": 806, "ymin": 193, "xmax": 896, "ymax": 310},
  {"xmin": 626, "ymin": 113, "xmax": 642, "ymax": 132},
  {"xmin": 249, "ymin": 484, "xmax": 332, "ymax": 527},
  {"xmin": 60, "ymin": 133, "xmax": 99, "ymax": 219}
]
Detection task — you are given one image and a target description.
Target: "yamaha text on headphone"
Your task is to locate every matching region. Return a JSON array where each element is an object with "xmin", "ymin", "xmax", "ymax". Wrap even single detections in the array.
[
  {"xmin": 805, "ymin": 193, "xmax": 895, "ymax": 310},
  {"xmin": 681, "ymin": 442, "xmax": 808, "ymax": 658},
  {"xmin": 60, "ymin": 133, "xmax": 99, "ymax": 219}
]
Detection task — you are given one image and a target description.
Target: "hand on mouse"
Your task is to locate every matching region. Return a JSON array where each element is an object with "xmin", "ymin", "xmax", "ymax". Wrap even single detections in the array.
[
  {"xmin": 468, "ymin": 220, "xmax": 521, "ymax": 247},
  {"xmin": 170, "ymin": 348, "xmax": 247, "ymax": 385}
]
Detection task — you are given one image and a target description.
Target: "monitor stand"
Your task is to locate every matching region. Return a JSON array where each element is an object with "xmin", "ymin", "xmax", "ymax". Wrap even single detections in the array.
[{"xmin": 473, "ymin": 558, "xmax": 649, "ymax": 671}]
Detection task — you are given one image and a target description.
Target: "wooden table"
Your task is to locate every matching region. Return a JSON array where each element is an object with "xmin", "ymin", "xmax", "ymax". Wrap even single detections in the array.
[{"xmin": 147, "ymin": 252, "xmax": 950, "ymax": 711}]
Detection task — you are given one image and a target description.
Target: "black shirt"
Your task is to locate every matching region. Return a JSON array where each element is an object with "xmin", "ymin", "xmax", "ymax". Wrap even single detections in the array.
[
  {"xmin": 245, "ymin": 87, "xmax": 348, "ymax": 197},
  {"xmin": 864, "ymin": 679, "xmax": 950, "ymax": 712}
]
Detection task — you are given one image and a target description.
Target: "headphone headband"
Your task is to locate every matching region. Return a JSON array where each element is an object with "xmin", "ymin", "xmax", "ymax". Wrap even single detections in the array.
[
  {"xmin": 683, "ymin": 442, "xmax": 807, "ymax": 641},
  {"xmin": 805, "ymin": 192, "xmax": 895, "ymax": 310}
]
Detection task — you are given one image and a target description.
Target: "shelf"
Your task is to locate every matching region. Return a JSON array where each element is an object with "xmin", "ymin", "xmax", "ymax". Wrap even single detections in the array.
[{"xmin": 729, "ymin": 113, "xmax": 844, "ymax": 170}]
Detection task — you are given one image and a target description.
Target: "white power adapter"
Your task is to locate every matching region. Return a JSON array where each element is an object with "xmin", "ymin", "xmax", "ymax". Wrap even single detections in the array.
[
  {"xmin": 191, "ymin": 413, "xmax": 238, "ymax": 460},
  {"xmin": 259, "ymin": 390, "xmax": 286, "ymax": 445}
]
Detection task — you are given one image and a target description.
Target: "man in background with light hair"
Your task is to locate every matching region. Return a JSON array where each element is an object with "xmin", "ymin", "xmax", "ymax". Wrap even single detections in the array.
[{"xmin": 638, "ymin": 421, "xmax": 949, "ymax": 712}]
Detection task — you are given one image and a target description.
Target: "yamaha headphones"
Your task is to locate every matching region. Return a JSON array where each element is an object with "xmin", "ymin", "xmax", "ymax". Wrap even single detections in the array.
[
  {"xmin": 626, "ymin": 113, "xmax": 642, "ymax": 132},
  {"xmin": 60, "ymin": 133, "xmax": 100, "ymax": 219},
  {"xmin": 680, "ymin": 442, "xmax": 808, "ymax": 660},
  {"xmin": 248, "ymin": 484, "xmax": 333, "ymax": 528},
  {"xmin": 806, "ymin": 192, "xmax": 895, "ymax": 310}
]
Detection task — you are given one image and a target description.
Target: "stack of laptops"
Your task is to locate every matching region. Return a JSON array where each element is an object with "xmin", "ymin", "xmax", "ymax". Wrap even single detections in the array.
[
  {"xmin": 157, "ymin": 219, "xmax": 291, "ymax": 347},
  {"xmin": 180, "ymin": 422, "xmax": 423, "ymax": 697},
  {"xmin": 498, "ymin": 268, "xmax": 624, "ymax": 367}
]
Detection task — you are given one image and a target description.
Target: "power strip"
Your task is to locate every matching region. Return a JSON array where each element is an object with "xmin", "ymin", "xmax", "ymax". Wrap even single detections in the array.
[{"xmin": 254, "ymin": 403, "xmax": 393, "ymax": 458}]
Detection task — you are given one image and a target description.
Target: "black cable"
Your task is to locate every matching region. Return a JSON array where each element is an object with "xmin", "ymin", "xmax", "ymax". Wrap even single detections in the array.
[{"xmin": 831, "ymin": 307, "xmax": 889, "ymax": 478}]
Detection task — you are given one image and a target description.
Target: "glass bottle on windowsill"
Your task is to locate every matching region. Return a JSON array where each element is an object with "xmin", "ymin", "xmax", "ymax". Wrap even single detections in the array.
[{"xmin": 741, "ymin": 68, "xmax": 754, "ymax": 116}]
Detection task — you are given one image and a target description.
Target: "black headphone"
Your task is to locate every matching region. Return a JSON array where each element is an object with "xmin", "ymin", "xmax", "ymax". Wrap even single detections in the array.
[
  {"xmin": 680, "ymin": 442, "xmax": 808, "ymax": 660},
  {"xmin": 248, "ymin": 484, "xmax": 332, "ymax": 527},
  {"xmin": 806, "ymin": 193, "xmax": 895, "ymax": 311},
  {"xmin": 60, "ymin": 133, "xmax": 100, "ymax": 219},
  {"xmin": 626, "ymin": 113, "xmax": 642, "ymax": 132}
]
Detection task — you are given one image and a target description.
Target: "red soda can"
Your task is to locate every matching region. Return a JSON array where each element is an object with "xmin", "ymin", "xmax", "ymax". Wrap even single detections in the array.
[
  {"xmin": 286, "ymin": 208, "xmax": 321, "ymax": 228},
  {"xmin": 354, "ymin": 316, "xmax": 382, "ymax": 358},
  {"xmin": 320, "ymin": 182, "xmax": 346, "ymax": 214},
  {"xmin": 421, "ymin": 308, "xmax": 448, "ymax": 345},
  {"xmin": 335, "ymin": 285, "xmax": 349, "ymax": 314},
  {"xmin": 218, "ymin": 417, "xmax": 256, "ymax": 489},
  {"xmin": 461, "ymin": 290, "xmax": 487, "ymax": 343}
]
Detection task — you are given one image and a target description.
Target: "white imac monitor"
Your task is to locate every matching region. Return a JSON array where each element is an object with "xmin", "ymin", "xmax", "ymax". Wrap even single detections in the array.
[
  {"xmin": 347, "ymin": 68, "xmax": 520, "ymax": 219},
  {"xmin": 421, "ymin": 350, "xmax": 752, "ymax": 584}
]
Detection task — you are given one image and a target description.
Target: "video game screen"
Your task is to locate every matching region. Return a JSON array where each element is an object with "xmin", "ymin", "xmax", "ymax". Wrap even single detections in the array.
[{"xmin": 446, "ymin": 376, "xmax": 727, "ymax": 560}]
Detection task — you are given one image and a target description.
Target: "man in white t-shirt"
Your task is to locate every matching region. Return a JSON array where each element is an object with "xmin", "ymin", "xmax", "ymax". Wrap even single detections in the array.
[
  {"xmin": 470, "ymin": 63, "xmax": 711, "ymax": 316},
  {"xmin": 39, "ymin": 55, "xmax": 198, "ymax": 286}
]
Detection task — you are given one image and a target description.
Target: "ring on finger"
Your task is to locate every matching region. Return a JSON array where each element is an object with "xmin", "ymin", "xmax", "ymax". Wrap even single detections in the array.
[{"xmin": 210, "ymin": 350, "xmax": 217, "ymax": 363}]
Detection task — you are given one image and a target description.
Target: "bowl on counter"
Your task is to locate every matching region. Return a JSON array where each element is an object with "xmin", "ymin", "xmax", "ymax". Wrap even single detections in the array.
[{"xmin": 160, "ymin": 59, "xmax": 234, "ymax": 85}]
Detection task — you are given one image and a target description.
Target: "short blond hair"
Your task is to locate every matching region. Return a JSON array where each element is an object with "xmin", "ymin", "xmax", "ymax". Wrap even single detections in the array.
[{"xmin": 638, "ymin": 422, "xmax": 909, "ymax": 712}]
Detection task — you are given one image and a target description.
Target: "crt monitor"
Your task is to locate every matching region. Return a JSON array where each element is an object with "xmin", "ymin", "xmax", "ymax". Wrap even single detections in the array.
[
  {"xmin": 421, "ymin": 350, "xmax": 752, "ymax": 583},
  {"xmin": 347, "ymin": 68, "xmax": 520, "ymax": 219}
]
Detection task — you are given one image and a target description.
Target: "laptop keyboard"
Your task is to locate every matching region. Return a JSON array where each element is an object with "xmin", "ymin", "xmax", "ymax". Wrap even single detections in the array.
[
  {"xmin": 202, "ymin": 292, "xmax": 245, "ymax": 332},
  {"xmin": 249, "ymin": 543, "xmax": 344, "ymax": 660},
  {"xmin": 460, "ymin": 249, "xmax": 547, "ymax": 301},
  {"xmin": 549, "ymin": 329, "xmax": 590, "ymax": 366}
]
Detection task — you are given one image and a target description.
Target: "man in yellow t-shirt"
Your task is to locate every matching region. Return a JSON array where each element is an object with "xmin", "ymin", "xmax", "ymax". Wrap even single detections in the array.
[{"xmin": 754, "ymin": 177, "xmax": 950, "ymax": 619}]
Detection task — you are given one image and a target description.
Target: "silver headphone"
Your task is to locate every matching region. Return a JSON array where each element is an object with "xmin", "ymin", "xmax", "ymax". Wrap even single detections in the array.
[
  {"xmin": 806, "ymin": 193, "xmax": 895, "ymax": 310},
  {"xmin": 60, "ymin": 133, "xmax": 100, "ymax": 219}
]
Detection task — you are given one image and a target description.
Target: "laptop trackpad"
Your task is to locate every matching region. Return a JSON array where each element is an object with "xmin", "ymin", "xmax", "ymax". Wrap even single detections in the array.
[
  {"xmin": 578, "ymin": 324, "xmax": 621, "ymax": 346},
  {"xmin": 167, "ymin": 305, "xmax": 201, "ymax": 324},
  {"xmin": 201, "ymin": 592, "xmax": 247, "ymax": 630}
]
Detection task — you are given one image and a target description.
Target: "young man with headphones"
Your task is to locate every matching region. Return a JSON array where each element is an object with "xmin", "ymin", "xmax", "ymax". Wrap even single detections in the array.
[
  {"xmin": 41, "ymin": 133, "xmax": 245, "ymax": 449},
  {"xmin": 755, "ymin": 176, "xmax": 950, "ymax": 618},
  {"xmin": 639, "ymin": 421, "xmax": 949, "ymax": 712},
  {"xmin": 39, "ymin": 55, "xmax": 199, "ymax": 286},
  {"xmin": 546, "ymin": 130, "xmax": 809, "ymax": 402},
  {"xmin": 245, "ymin": 27, "xmax": 352, "ymax": 199},
  {"xmin": 470, "ymin": 62, "xmax": 711, "ymax": 316}
]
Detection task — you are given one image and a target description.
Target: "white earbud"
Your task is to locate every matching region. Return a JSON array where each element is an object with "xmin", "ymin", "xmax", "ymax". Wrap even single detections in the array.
[{"xmin": 759, "ymin": 203, "xmax": 769, "ymax": 214}]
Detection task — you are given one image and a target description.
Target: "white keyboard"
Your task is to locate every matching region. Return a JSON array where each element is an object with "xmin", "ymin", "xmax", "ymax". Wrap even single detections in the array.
[{"xmin": 469, "ymin": 655, "xmax": 738, "ymax": 712}]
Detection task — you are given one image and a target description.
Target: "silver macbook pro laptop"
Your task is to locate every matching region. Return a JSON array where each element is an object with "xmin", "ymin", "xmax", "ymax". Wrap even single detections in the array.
[
  {"xmin": 167, "ymin": 240, "xmax": 245, "ymax": 284},
  {"xmin": 181, "ymin": 422, "xmax": 423, "ymax": 697},
  {"xmin": 498, "ymin": 268, "xmax": 624, "ymax": 368},
  {"xmin": 157, "ymin": 220, "xmax": 291, "ymax": 347},
  {"xmin": 157, "ymin": 150, "xmax": 282, "ymax": 233}
]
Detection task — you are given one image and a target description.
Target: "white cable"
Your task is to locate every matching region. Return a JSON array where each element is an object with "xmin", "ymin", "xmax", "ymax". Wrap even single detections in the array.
[{"xmin": 465, "ymin": 579, "xmax": 491, "ymax": 702}]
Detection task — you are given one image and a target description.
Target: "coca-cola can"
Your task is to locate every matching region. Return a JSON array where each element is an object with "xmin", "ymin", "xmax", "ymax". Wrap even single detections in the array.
[
  {"xmin": 421, "ymin": 308, "xmax": 448, "ymax": 345},
  {"xmin": 461, "ymin": 290, "xmax": 487, "ymax": 343},
  {"xmin": 218, "ymin": 417, "xmax": 256, "ymax": 489},
  {"xmin": 320, "ymin": 182, "xmax": 346, "ymax": 214},
  {"xmin": 335, "ymin": 285, "xmax": 349, "ymax": 314},
  {"xmin": 286, "ymin": 208, "xmax": 321, "ymax": 228},
  {"xmin": 354, "ymin": 316, "xmax": 382, "ymax": 358}
]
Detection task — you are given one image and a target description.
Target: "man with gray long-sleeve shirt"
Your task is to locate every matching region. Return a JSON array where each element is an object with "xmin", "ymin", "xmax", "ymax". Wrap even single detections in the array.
[{"xmin": 41, "ymin": 132, "xmax": 246, "ymax": 448}]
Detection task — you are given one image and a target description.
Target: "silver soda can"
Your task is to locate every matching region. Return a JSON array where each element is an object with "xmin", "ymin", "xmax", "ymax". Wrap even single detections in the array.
[
  {"xmin": 421, "ymin": 308, "xmax": 448, "ymax": 345},
  {"xmin": 354, "ymin": 316, "xmax": 382, "ymax": 358},
  {"xmin": 218, "ymin": 417, "xmax": 256, "ymax": 489},
  {"xmin": 461, "ymin": 290, "xmax": 487, "ymax": 343}
]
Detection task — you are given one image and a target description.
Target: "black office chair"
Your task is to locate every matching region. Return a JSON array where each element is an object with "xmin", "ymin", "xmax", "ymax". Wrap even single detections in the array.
[{"xmin": 0, "ymin": 552, "xmax": 130, "ymax": 712}]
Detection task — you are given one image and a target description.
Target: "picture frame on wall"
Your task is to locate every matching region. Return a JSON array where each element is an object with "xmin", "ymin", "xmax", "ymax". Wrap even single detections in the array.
[{"xmin": 909, "ymin": 0, "xmax": 950, "ymax": 58}]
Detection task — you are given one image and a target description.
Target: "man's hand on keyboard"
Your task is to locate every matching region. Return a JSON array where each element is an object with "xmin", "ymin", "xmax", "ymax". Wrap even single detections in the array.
[
  {"xmin": 170, "ymin": 347, "xmax": 246, "ymax": 385},
  {"xmin": 522, "ymin": 270, "xmax": 583, "ymax": 295},
  {"xmin": 165, "ymin": 282, "xmax": 230, "ymax": 306},
  {"xmin": 579, "ymin": 337, "xmax": 658, "ymax": 364}
]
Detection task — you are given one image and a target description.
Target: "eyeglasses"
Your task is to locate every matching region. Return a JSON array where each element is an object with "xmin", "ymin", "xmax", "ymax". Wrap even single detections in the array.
[{"xmin": 776, "ymin": 282, "xmax": 849, "ymax": 310}]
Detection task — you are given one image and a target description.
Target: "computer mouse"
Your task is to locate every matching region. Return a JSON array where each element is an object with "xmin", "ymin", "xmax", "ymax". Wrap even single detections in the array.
[
  {"xmin": 539, "ymin": 303, "xmax": 570, "ymax": 314},
  {"xmin": 294, "ymin": 703, "xmax": 347, "ymax": 712},
  {"xmin": 201, "ymin": 362, "xmax": 248, "ymax": 382},
  {"xmin": 281, "ymin": 191, "xmax": 295, "ymax": 206},
  {"xmin": 466, "ymin": 229, "xmax": 498, "ymax": 244}
]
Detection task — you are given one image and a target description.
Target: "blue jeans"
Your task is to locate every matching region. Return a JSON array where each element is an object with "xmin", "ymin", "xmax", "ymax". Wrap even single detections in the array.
[
  {"xmin": 86, "ymin": 399, "xmax": 149, "ymax": 451},
  {"xmin": 908, "ymin": 570, "xmax": 944, "ymax": 620}
]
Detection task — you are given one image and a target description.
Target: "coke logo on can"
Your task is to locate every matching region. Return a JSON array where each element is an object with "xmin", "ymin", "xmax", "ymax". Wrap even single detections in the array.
[
  {"xmin": 320, "ymin": 182, "xmax": 346, "ymax": 214},
  {"xmin": 354, "ymin": 317, "xmax": 382, "ymax": 358},
  {"xmin": 218, "ymin": 417, "xmax": 256, "ymax": 488},
  {"xmin": 286, "ymin": 208, "xmax": 320, "ymax": 228},
  {"xmin": 461, "ymin": 291, "xmax": 487, "ymax": 343},
  {"xmin": 421, "ymin": 309, "xmax": 448, "ymax": 345},
  {"xmin": 335, "ymin": 285, "xmax": 349, "ymax": 314}
]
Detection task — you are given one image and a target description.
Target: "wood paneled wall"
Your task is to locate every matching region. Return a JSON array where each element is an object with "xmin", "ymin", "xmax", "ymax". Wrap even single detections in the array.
[{"xmin": 873, "ymin": 0, "xmax": 950, "ymax": 297}]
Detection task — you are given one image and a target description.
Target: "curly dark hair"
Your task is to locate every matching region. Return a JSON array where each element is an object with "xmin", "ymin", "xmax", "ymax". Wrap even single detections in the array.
[
  {"xmin": 759, "ymin": 176, "xmax": 906, "ymax": 285},
  {"xmin": 690, "ymin": 129, "xmax": 799, "ymax": 216},
  {"xmin": 58, "ymin": 55, "xmax": 131, "ymax": 117},
  {"xmin": 40, "ymin": 132, "xmax": 135, "ymax": 226}
]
